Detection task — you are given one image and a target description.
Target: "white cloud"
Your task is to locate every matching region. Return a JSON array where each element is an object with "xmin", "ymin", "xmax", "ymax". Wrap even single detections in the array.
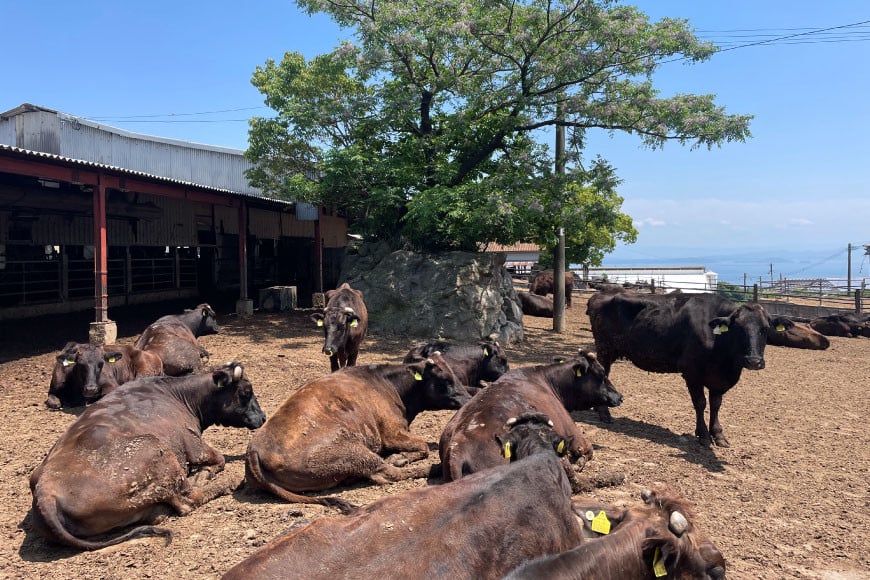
[
  {"xmin": 633, "ymin": 217, "xmax": 666, "ymax": 227},
  {"xmin": 788, "ymin": 218, "xmax": 813, "ymax": 226}
]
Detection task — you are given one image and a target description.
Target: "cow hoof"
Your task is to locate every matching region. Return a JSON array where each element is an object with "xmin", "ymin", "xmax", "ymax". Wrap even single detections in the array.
[
  {"xmin": 385, "ymin": 454, "xmax": 409, "ymax": 467},
  {"xmin": 697, "ymin": 436, "xmax": 713, "ymax": 447},
  {"xmin": 712, "ymin": 436, "xmax": 731, "ymax": 448}
]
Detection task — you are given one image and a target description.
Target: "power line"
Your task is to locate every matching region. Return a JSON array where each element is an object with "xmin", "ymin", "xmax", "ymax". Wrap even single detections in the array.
[{"xmin": 90, "ymin": 106, "xmax": 266, "ymax": 121}]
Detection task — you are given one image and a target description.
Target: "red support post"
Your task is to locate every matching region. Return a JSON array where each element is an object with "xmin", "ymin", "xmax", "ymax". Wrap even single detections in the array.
[
  {"xmin": 238, "ymin": 200, "xmax": 248, "ymax": 301},
  {"xmin": 93, "ymin": 177, "xmax": 109, "ymax": 323}
]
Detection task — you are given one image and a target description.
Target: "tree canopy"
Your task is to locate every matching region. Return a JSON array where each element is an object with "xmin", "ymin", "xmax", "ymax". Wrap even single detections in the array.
[{"xmin": 246, "ymin": 0, "xmax": 752, "ymax": 262}]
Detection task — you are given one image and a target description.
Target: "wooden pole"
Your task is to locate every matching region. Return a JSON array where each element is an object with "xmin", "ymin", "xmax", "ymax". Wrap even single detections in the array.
[{"xmin": 92, "ymin": 177, "xmax": 109, "ymax": 324}]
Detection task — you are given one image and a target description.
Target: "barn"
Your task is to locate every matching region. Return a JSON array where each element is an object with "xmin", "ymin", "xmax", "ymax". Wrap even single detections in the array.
[{"xmin": 0, "ymin": 103, "xmax": 348, "ymax": 340}]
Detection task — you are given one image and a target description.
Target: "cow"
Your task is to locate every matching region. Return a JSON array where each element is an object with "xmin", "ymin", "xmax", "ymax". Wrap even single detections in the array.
[
  {"xmin": 224, "ymin": 413, "xmax": 584, "ymax": 580},
  {"xmin": 587, "ymin": 290, "xmax": 793, "ymax": 447},
  {"xmin": 244, "ymin": 356, "xmax": 471, "ymax": 513},
  {"xmin": 809, "ymin": 313, "xmax": 870, "ymax": 338},
  {"xmin": 402, "ymin": 336, "xmax": 509, "ymax": 393},
  {"xmin": 45, "ymin": 342, "xmax": 163, "ymax": 409},
  {"xmin": 529, "ymin": 270, "xmax": 575, "ymax": 307},
  {"xmin": 767, "ymin": 320, "xmax": 830, "ymax": 350},
  {"xmin": 438, "ymin": 350, "xmax": 623, "ymax": 488},
  {"xmin": 505, "ymin": 487, "xmax": 726, "ymax": 580},
  {"xmin": 517, "ymin": 291, "xmax": 554, "ymax": 317},
  {"xmin": 134, "ymin": 303, "xmax": 220, "ymax": 375},
  {"xmin": 29, "ymin": 362, "xmax": 265, "ymax": 550},
  {"xmin": 311, "ymin": 282, "xmax": 368, "ymax": 372}
]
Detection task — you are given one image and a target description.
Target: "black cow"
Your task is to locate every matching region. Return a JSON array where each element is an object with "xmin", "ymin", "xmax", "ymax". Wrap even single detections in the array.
[
  {"xmin": 311, "ymin": 283, "xmax": 368, "ymax": 372},
  {"xmin": 809, "ymin": 313, "xmax": 870, "ymax": 338},
  {"xmin": 402, "ymin": 336, "xmax": 509, "ymax": 393},
  {"xmin": 29, "ymin": 362, "xmax": 265, "ymax": 550},
  {"xmin": 134, "ymin": 303, "xmax": 219, "ymax": 375},
  {"xmin": 224, "ymin": 413, "xmax": 583, "ymax": 580},
  {"xmin": 587, "ymin": 291, "xmax": 792, "ymax": 447},
  {"xmin": 517, "ymin": 291, "xmax": 554, "ymax": 317}
]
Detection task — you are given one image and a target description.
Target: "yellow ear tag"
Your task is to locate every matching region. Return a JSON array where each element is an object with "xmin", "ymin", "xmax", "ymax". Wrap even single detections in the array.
[
  {"xmin": 62, "ymin": 359, "xmax": 75, "ymax": 367},
  {"xmin": 202, "ymin": 310, "xmax": 208, "ymax": 317},
  {"xmin": 349, "ymin": 319, "xmax": 359, "ymax": 328},
  {"xmin": 591, "ymin": 511, "xmax": 611, "ymax": 535},
  {"xmin": 483, "ymin": 347, "xmax": 489, "ymax": 356},
  {"xmin": 556, "ymin": 440, "xmax": 566, "ymax": 454},
  {"xmin": 653, "ymin": 546, "xmax": 667, "ymax": 577},
  {"xmin": 107, "ymin": 356, "xmax": 117, "ymax": 363},
  {"xmin": 719, "ymin": 324, "xmax": 729, "ymax": 333},
  {"xmin": 776, "ymin": 324, "xmax": 786, "ymax": 332},
  {"xmin": 503, "ymin": 442, "xmax": 511, "ymax": 459},
  {"xmin": 414, "ymin": 371, "xmax": 423, "ymax": 381},
  {"xmin": 575, "ymin": 368, "xmax": 583, "ymax": 377},
  {"xmin": 316, "ymin": 319, "xmax": 324, "ymax": 327}
]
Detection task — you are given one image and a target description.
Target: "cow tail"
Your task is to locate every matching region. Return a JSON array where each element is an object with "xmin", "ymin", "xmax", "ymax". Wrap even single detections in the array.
[
  {"xmin": 245, "ymin": 447, "xmax": 357, "ymax": 515},
  {"xmin": 32, "ymin": 490, "xmax": 172, "ymax": 550}
]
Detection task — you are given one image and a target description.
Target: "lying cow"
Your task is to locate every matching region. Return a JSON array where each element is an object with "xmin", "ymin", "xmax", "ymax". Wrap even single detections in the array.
[
  {"xmin": 224, "ymin": 413, "xmax": 584, "ymax": 580},
  {"xmin": 438, "ymin": 351, "xmax": 623, "ymax": 486},
  {"xmin": 45, "ymin": 342, "xmax": 163, "ymax": 409},
  {"xmin": 505, "ymin": 487, "xmax": 726, "ymax": 579},
  {"xmin": 134, "ymin": 303, "xmax": 219, "ymax": 375},
  {"xmin": 529, "ymin": 270, "xmax": 574, "ymax": 307},
  {"xmin": 517, "ymin": 291, "xmax": 554, "ymax": 317},
  {"xmin": 245, "ymin": 356, "xmax": 470, "ymax": 513},
  {"xmin": 30, "ymin": 362, "xmax": 265, "ymax": 550},
  {"xmin": 311, "ymin": 283, "xmax": 368, "ymax": 371},
  {"xmin": 587, "ymin": 291, "xmax": 792, "ymax": 447},
  {"xmin": 809, "ymin": 313, "xmax": 870, "ymax": 338},
  {"xmin": 766, "ymin": 320, "xmax": 830, "ymax": 350},
  {"xmin": 402, "ymin": 336, "xmax": 509, "ymax": 393}
]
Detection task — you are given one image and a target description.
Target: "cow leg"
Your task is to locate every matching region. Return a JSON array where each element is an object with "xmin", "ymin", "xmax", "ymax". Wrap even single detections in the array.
[
  {"xmin": 708, "ymin": 390, "xmax": 730, "ymax": 448},
  {"xmin": 345, "ymin": 351, "xmax": 358, "ymax": 367},
  {"xmin": 686, "ymin": 382, "xmax": 712, "ymax": 445},
  {"xmin": 185, "ymin": 441, "xmax": 226, "ymax": 487},
  {"xmin": 329, "ymin": 354, "xmax": 340, "ymax": 372},
  {"xmin": 380, "ymin": 431, "xmax": 430, "ymax": 466}
]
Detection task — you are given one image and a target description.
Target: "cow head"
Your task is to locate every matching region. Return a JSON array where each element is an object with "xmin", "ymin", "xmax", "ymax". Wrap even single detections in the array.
[
  {"xmin": 496, "ymin": 412, "xmax": 569, "ymax": 463},
  {"xmin": 767, "ymin": 320, "xmax": 830, "ymax": 350},
  {"xmin": 46, "ymin": 342, "xmax": 119, "ymax": 409},
  {"xmin": 567, "ymin": 350, "xmax": 624, "ymax": 409},
  {"xmin": 478, "ymin": 337, "xmax": 509, "ymax": 382},
  {"xmin": 312, "ymin": 306, "xmax": 361, "ymax": 357},
  {"xmin": 708, "ymin": 303, "xmax": 784, "ymax": 371},
  {"xmin": 401, "ymin": 354, "xmax": 471, "ymax": 421},
  {"xmin": 207, "ymin": 362, "xmax": 266, "ymax": 429},
  {"xmin": 192, "ymin": 303, "xmax": 221, "ymax": 336}
]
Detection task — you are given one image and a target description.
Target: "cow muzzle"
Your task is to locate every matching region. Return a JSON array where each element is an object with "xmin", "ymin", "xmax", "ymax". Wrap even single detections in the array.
[
  {"xmin": 323, "ymin": 346, "xmax": 335, "ymax": 357},
  {"xmin": 743, "ymin": 356, "xmax": 765, "ymax": 370},
  {"xmin": 83, "ymin": 384, "xmax": 101, "ymax": 399}
]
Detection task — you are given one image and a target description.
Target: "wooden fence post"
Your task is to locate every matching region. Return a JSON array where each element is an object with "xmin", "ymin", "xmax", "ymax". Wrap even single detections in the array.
[
  {"xmin": 753, "ymin": 284, "xmax": 758, "ymax": 303},
  {"xmin": 856, "ymin": 289, "xmax": 862, "ymax": 314}
]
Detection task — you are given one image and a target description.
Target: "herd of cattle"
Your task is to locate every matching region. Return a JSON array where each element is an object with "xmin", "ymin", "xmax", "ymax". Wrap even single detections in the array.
[{"xmin": 24, "ymin": 274, "xmax": 870, "ymax": 578}]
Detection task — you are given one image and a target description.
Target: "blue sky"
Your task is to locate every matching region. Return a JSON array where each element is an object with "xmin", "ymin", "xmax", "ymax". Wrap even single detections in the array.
[{"xmin": 3, "ymin": 1, "xmax": 869, "ymax": 278}]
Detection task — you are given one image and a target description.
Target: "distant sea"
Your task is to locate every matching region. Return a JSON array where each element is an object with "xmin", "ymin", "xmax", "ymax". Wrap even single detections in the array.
[{"xmin": 578, "ymin": 246, "xmax": 870, "ymax": 285}]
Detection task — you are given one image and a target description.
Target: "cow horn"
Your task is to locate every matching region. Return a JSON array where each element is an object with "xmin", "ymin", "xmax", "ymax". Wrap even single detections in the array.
[
  {"xmin": 669, "ymin": 511, "xmax": 688, "ymax": 536},
  {"xmin": 344, "ymin": 307, "xmax": 356, "ymax": 314},
  {"xmin": 547, "ymin": 419, "xmax": 554, "ymax": 427},
  {"xmin": 233, "ymin": 365, "xmax": 243, "ymax": 381},
  {"xmin": 505, "ymin": 417, "xmax": 517, "ymax": 426},
  {"xmin": 641, "ymin": 489, "xmax": 654, "ymax": 503}
]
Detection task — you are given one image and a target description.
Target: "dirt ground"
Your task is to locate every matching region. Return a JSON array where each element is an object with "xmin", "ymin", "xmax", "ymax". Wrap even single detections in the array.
[{"xmin": 0, "ymin": 292, "xmax": 868, "ymax": 579}]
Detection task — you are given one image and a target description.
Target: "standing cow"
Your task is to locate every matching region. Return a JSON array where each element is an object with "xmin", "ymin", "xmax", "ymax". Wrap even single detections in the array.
[
  {"xmin": 30, "ymin": 362, "xmax": 265, "ymax": 550},
  {"xmin": 45, "ymin": 342, "xmax": 163, "ymax": 409},
  {"xmin": 529, "ymin": 270, "xmax": 574, "ymax": 307},
  {"xmin": 311, "ymin": 283, "xmax": 368, "ymax": 372},
  {"xmin": 224, "ymin": 413, "xmax": 584, "ymax": 580},
  {"xmin": 587, "ymin": 291, "xmax": 792, "ymax": 447},
  {"xmin": 438, "ymin": 351, "xmax": 623, "ymax": 486},
  {"xmin": 134, "ymin": 303, "xmax": 220, "ymax": 375}
]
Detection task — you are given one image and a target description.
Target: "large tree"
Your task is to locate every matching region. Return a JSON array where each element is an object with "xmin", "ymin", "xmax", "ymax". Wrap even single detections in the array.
[{"xmin": 246, "ymin": 0, "xmax": 751, "ymax": 261}]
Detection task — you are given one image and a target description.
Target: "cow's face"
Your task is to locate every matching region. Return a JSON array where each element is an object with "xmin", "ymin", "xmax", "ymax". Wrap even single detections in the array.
[
  {"xmin": 313, "ymin": 307, "xmax": 360, "ymax": 357},
  {"xmin": 572, "ymin": 352, "xmax": 623, "ymax": 408},
  {"xmin": 195, "ymin": 303, "xmax": 221, "ymax": 336},
  {"xmin": 210, "ymin": 364, "xmax": 266, "ymax": 429},
  {"xmin": 496, "ymin": 412, "xmax": 569, "ymax": 462},
  {"xmin": 708, "ymin": 303, "xmax": 774, "ymax": 370},
  {"xmin": 478, "ymin": 340, "xmax": 509, "ymax": 382},
  {"xmin": 407, "ymin": 356, "xmax": 472, "ymax": 414},
  {"xmin": 46, "ymin": 343, "xmax": 116, "ymax": 408}
]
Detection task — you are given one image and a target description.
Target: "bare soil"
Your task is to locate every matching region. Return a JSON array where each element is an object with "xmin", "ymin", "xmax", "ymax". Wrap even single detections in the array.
[{"xmin": 1, "ymin": 293, "xmax": 868, "ymax": 579}]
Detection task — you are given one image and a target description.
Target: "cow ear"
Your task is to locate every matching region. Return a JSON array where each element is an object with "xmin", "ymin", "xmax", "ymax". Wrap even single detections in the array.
[
  {"xmin": 104, "ymin": 351, "xmax": 123, "ymax": 364},
  {"xmin": 573, "ymin": 360, "xmax": 588, "ymax": 377},
  {"xmin": 772, "ymin": 317, "xmax": 793, "ymax": 332},
  {"xmin": 709, "ymin": 317, "xmax": 730, "ymax": 335},
  {"xmin": 348, "ymin": 315, "xmax": 361, "ymax": 328},
  {"xmin": 482, "ymin": 345, "xmax": 490, "ymax": 357},
  {"xmin": 311, "ymin": 313, "xmax": 324, "ymax": 327},
  {"xmin": 202, "ymin": 308, "xmax": 209, "ymax": 317},
  {"xmin": 501, "ymin": 440, "xmax": 513, "ymax": 460},
  {"xmin": 553, "ymin": 437, "xmax": 568, "ymax": 456},
  {"xmin": 212, "ymin": 369, "xmax": 232, "ymax": 388}
]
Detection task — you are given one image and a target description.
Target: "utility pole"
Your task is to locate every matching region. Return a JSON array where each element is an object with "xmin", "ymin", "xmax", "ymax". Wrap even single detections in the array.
[{"xmin": 553, "ymin": 103, "xmax": 566, "ymax": 333}]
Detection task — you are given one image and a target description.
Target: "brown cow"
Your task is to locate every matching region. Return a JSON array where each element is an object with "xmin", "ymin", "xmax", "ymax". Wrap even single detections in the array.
[
  {"xmin": 134, "ymin": 303, "xmax": 219, "ymax": 375},
  {"xmin": 517, "ymin": 291, "xmax": 554, "ymax": 317},
  {"xmin": 29, "ymin": 362, "xmax": 265, "ymax": 550},
  {"xmin": 505, "ymin": 488, "xmax": 726, "ymax": 579},
  {"xmin": 766, "ymin": 320, "xmax": 830, "ymax": 350},
  {"xmin": 402, "ymin": 336, "xmax": 509, "ymax": 393},
  {"xmin": 224, "ymin": 413, "xmax": 584, "ymax": 580},
  {"xmin": 529, "ymin": 270, "xmax": 574, "ymax": 307},
  {"xmin": 45, "ymin": 342, "xmax": 163, "ymax": 409},
  {"xmin": 245, "ymin": 356, "xmax": 471, "ymax": 513},
  {"xmin": 311, "ymin": 283, "xmax": 368, "ymax": 371},
  {"xmin": 809, "ymin": 313, "xmax": 870, "ymax": 338},
  {"xmin": 438, "ymin": 351, "xmax": 623, "ymax": 487}
]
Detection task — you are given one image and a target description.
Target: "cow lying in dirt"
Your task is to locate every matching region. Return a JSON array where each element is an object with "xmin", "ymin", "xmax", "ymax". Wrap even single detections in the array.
[
  {"xmin": 311, "ymin": 283, "xmax": 368, "ymax": 371},
  {"xmin": 134, "ymin": 303, "xmax": 219, "ymax": 375},
  {"xmin": 224, "ymin": 413, "xmax": 583, "ymax": 580},
  {"xmin": 402, "ymin": 336, "xmax": 509, "ymax": 393},
  {"xmin": 809, "ymin": 313, "xmax": 870, "ymax": 338},
  {"xmin": 245, "ymin": 356, "xmax": 470, "ymax": 513},
  {"xmin": 766, "ymin": 320, "xmax": 830, "ymax": 350},
  {"xmin": 45, "ymin": 342, "xmax": 163, "ymax": 409},
  {"xmin": 438, "ymin": 350, "xmax": 623, "ymax": 488},
  {"xmin": 517, "ymin": 291, "xmax": 554, "ymax": 317},
  {"xmin": 506, "ymin": 488, "xmax": 726, "ymax": 579},
  {"xmin": 30, "ymin": 362, "xmax": 265, "ymax": 550}
]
